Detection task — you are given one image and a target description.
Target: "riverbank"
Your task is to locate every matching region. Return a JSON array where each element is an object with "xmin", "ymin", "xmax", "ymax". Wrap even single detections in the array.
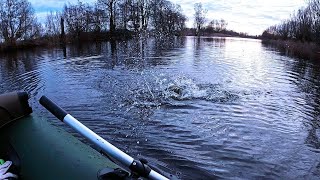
[
  {"xmin": 198, "ymin": 33, "xmax": 258, "ymax": 39},
  {"xmin": 261, "ymin": 39, "xmax": 320, "ymax": 60},
  {"xmin": 0, "ymin": 30, "xmax": 134, "ymax": 53},
  {"xmin": 0, "ymin": 31, "xmax": 260, "ymax": 54},
  {"xmin": 180, "ymin": 28, "xmax": 259, "ymax": 39}
]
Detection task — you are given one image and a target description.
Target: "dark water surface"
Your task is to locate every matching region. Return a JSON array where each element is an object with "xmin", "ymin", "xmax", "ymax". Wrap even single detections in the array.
[{"xmin": 1, "ymin": 37, "xmax": 320, "ymax": 179}]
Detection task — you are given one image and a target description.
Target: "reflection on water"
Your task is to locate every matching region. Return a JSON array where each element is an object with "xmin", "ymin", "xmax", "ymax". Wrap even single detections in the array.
[{"xmin": 1, "ymin": 37, "xmax": 320, "ymax": 179}]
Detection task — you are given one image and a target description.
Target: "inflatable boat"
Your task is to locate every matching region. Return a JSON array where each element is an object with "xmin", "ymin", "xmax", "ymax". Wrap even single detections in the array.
[{"xmin": 0, "ymin": 92, "xmax": 168, "ymax": 180}]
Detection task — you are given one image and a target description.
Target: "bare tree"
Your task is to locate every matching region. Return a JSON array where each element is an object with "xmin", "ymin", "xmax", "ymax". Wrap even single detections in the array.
[
  {"xmin": 63, "ymin": 1, "xmax": 94, "ymax": 38},
  {"xmin": 91, "ymin": 3, "xmax": 106, "ymax": 32},
  {"xmin": 309, "ymin": 0, "xmax": 320, "ymax": 43},
  {"xmin": 0, "ymin": 0, "xmax": 189, "ymax": 44},
  {"xmin": 206, "ymin": 19, "xmax": 228, "ymax": 33},
  {"xmin": 128, "ymin": 0, "xmax": 141, "ymax": 31},
  {"xmin": 138, "ymin": 0, "xmax": 151, "ymax": 31},
  {"xmin": 0, "ymin": 0, "xmax": 38, "ymax": 45},
  {"xmin": 120, "ymin": 0, "xmax": 151, "ymax": 32},
  {"xmin": 219, "ymin": 19, "xmax": 228, "ymax": 32},
  {"xmin": 98, "ymin": 0, "xmax": 117, "ymax": 33},
  {"xmin": 118, "ymin": 0, "xmax": 131, "ymax": 29},
  {"xmin": 174, "ymin": 4, "xmax": 187, "ymax": 33},
  {"xmin": 262, "ymin": 0, "xmax": 320, "ymax": 44},
  {"xmin": 150, "ymin": 0, "xmax": 186, "ymax": 35},
  {"xmin": 45, "ymin": 11, "xmax": 62, "ymax": 37},
  {"xmin": 194, "ymin": 3, "xmax": 207, "ymax": 36}
]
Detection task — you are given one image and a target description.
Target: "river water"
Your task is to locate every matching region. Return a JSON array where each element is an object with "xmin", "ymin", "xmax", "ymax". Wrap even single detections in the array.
[{"xmin": 1, "ymin": 37, "xmax": 320, "ymax": 179}]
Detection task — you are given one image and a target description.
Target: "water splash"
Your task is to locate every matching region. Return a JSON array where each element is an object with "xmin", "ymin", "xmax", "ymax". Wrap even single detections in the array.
[
  {"xmin": 68, "ymin": 55, "xmax": 104, "ymax": 62},
  {"xmin": 123, "ymin": 75, "xmax": 240, "ymax": 109},
  {"xmin": 160, "ymin": 77, "xmax": 239, "ymax": 102}
]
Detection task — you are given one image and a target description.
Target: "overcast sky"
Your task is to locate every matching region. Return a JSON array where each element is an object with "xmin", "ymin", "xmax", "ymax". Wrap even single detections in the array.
[{"xmin": 29, "ymin": 0, "xmax": 307, "ymax": 35}]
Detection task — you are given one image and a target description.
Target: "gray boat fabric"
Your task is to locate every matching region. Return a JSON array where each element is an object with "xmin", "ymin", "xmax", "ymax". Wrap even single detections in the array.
[{"xmin": 0, "ymin": 92, "xmax": 32, "ymax": 128}]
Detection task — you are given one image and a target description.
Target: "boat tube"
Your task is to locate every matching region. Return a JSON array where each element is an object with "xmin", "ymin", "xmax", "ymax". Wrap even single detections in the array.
[
  {"xmin": 0, "ymin": 92, "xmax": 32, "ymax": 128},
  {"xmin": 0, "ymin": 92, "xmax": 123, "ymax": 179},
  {"xmin": 0, "ymin": 92, "xmax": 169, "ymax": 180}
]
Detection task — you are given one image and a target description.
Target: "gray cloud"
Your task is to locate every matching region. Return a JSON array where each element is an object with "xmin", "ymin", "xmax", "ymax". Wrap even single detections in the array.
[{"xmin": 171, "ymin": 0, "xmax": 306, "ymax": 35}]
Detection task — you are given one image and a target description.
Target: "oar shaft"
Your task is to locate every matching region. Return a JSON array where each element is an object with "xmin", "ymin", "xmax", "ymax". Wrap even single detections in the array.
[{"xmin": 64, "ymin": 114, "xmax": 134, "ymax": 167}]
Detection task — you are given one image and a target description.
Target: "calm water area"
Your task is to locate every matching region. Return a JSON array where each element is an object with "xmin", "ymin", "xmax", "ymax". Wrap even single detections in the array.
[{"xmin": 1, "ymin": 37, "xmax": 320, "ymax": 179}]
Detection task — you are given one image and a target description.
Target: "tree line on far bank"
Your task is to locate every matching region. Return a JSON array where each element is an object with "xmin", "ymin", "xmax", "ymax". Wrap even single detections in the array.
[
  {"xmin": 262, "ymin": 0, "xmax": 320, "ymax": 44},
  {"xmin": 0, "ymin": 0, "xmax": 187, "ymax": 47},
  {"xmin": 0, "ymin": 0, "xmax": 253, "ymax": 49},
  {"xmin": 61, "ymin": 0, "xmax": 187, "ymax": 38}
]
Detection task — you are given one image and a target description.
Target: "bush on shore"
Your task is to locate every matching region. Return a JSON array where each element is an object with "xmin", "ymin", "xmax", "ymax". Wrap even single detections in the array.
[{"xmin": 262, "ymin": 39, "xmax": 320, "ymax": 60}]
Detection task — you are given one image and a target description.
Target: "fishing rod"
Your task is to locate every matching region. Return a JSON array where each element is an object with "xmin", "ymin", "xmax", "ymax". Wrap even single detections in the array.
[{"xmin": 40, "ymin": 96, "xmax": 169, "ymax": 180}]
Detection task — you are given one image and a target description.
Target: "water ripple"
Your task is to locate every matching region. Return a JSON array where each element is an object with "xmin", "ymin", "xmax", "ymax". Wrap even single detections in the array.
[{"xmin": 1, "ymin": 38, "xmax": 320, "ymax": 179}]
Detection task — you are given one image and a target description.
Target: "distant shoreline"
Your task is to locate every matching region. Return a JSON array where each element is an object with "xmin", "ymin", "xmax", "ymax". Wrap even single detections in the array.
[
  {"xmin": 181, "ymin": 29, "xmax": 259, "ymax": 39},
  {"xmin": 261, "ymin": 39, "xmax": 320, "ymax": 60},
  {"xmin": 186, "ymin": 33, "xmax": 233, "ymax": 37},
  {"xmin": 185, "ymin": 34, "xmax": 259, "ymax": 39},
  {"xmin": 0, "ymin": 31, "xmax": 133, "ymax": 53},
  {"xmin": 0, "ymin": 31, "xmax": 260, "ymax": 53}
]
